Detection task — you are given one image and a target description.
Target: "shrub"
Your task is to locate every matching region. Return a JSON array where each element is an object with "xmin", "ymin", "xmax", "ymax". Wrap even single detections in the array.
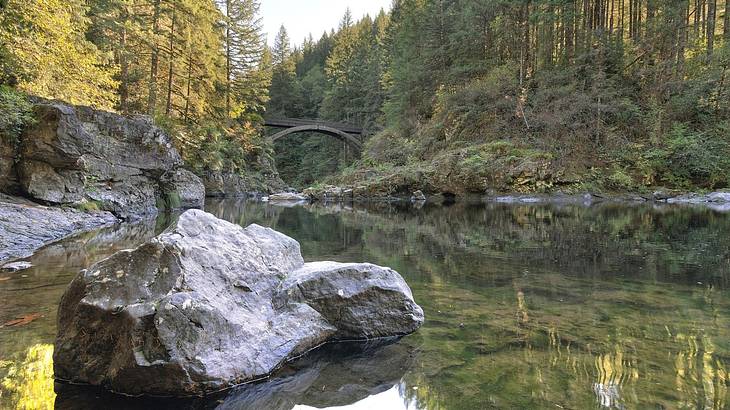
[
  {"xmin": 364, "ymin": 129, "xmax": 416, "ymax": 166},
  {"xmin": 0, "ymin": 86, "xmax": 34, "ymax": 143},
  {"xmin": 607, "ymin": 168, "xmax": 635, "ymax": 190},
  {"xmin": 157, "ymin": 116, "xmax": 265, "ymax": 175},
  {"xmin": 645, "ymin": 123, "xmax": 730, "ymax": 189}
]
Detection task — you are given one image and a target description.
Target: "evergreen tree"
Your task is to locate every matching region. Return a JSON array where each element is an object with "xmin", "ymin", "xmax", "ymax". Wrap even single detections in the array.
[
  {"xmin": 268, "ymin": 26, "xmax": 302, "ymax": 116},
  {"xmin": 221, "ymin": 0, "xmax": 268, "ymax": 118},
  {"xmin": 0, "ymin": 0, "xmax": 118, "ymax": 108}
]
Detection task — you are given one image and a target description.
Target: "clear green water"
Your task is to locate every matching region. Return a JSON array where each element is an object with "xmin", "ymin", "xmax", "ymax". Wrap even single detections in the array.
[{"xmin": 1, "ymin": 199, "xmax": 728, "ymax": 409}]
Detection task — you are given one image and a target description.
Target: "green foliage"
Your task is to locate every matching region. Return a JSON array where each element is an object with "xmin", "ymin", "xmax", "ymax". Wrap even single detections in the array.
[
  {"xmin": 223, "ymin": 0, "xmax": 270, "ymax": 117},
  {"xmin": 0, "ymin": 0, "xmax": 118, "ymax": 108},
  {"xmin": 645, "ymin": 123, "xmax": 730, "ymax": 189},
  {"xmin": 299, "ymin": 0, "xmax": 729, "ymax": 192},
  {"xmin": 158, "ymin": 116, "xmax": 265, "ymax": 175},
  {"xmin": 0, "ymin": 86, "xmax": 34, "ymax": 143},
  {"xmin": 364, "ymin": 129, "xmax": 416, "ymax": 167},
  {"xmin": 606, "ymin": 168, "xmax": 636, "ymax": 191},
  {"xmin": 75, "ymin": 200, "xmax": 102, "ymax": 212}
]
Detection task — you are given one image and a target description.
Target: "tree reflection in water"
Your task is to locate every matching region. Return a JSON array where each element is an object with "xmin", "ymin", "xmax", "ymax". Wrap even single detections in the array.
[
  {"xmin": 1, "ymin": 344, "xmax": 55, "ymax": 410},
  {"xmin": 1, "ymin": 199, "xmax": 730, "ymax": 409}
]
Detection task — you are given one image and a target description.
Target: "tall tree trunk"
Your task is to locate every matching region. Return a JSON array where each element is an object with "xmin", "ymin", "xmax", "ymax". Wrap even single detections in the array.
[
  {"xmin": 165, "ymin": 7, "xmax": 176, "ymax": 116},
  {"xmin": 119, "ymin": 7, "xmax": 129, "ymax": 114},
  {"xmin": 636, "ymin": 0, "xmax": 642, "ymax": 42},
  {"xmin": 677, "ymin": 2, "xmax": 688, "ymax": 79},
  {"xmin": 695, "ymin": 0, "xmax": 702, "ymax": 38},
  {"xmin": 565, "ymin": 2, "xmax": 574, "ymax": 62},
  {"xmin": 546, "ymin": 2, "xmax": 555, "ymax": 67},
  {"xmin": 520, "ymin": 0, "xmax": 531, "ymax": 85},
  {"xmin": 147, "ymin": 0, "xmax": 162, "ymax": 116},
  {"xmin": 225, "ymin": 0, "xmax": 232, "ymax": 118},
  {"xmin": 724, "ymin": 0, "xmax": 730, "ymax": 40},
  {"xmin": 184, "ymin": 47, "xmax": 193, "ymax": 122},
  {"xmin": 706, "ymin": 0, "xmax": 716, "ymax": 56},
  {"xmin": 585, "ymin": 0, "xmax": 593, "ymax": 49}
]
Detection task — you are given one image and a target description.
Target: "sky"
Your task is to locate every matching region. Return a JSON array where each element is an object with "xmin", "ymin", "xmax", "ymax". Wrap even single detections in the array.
[{"xmin": 261, "ymin": 0, "xmax": 392, "ymax": 46}]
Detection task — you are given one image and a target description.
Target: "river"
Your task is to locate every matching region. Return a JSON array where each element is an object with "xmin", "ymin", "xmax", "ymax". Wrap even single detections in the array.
[{"xmin": 1, "ymin": 199, "xmax": 728, "ymax": 409}]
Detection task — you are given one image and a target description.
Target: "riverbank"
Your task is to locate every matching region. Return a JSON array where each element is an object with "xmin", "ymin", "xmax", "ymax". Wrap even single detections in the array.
[
  {"xmin": 292, "ymin": 184, "xmax": 730, "ymax": 210},
  {"xmin": 0, "ymin": 99, "xmax": 286, "ymax": 263}
]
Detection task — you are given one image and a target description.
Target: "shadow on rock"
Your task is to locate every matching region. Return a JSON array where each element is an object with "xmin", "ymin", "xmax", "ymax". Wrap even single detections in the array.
[{"xmin": 55, "ymin": 339, "xmax": 416, "ymax": 410}]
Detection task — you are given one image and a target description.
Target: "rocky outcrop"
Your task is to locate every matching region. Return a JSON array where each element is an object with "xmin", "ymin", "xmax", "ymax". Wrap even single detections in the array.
[
  {"xmin": 0, "ymin": 138, "xmax": 19, "ymax": 194},
  {"xmin": 0, "ymin": 195, "xmax": 118, "ymax": 263},
  {"xmin": 303, "ymin": 185, "xmax": 355, "ymax": 201},
  {"xmin": 268, "ymin": 192, "xmax": 307, "ymax": 202},
  {"xmin": 4, "ymin": 101, "xmax": 204, "ymax": 219},
  {"xmin": 54, "ymin": 210, "xmax": 423, "ymax": 396},
  {"xmin": 202, "ymin": 169, "xmax": 286, "ymax": 198},
  {"xmin": 159, "ymin": 169, "xmax": 206, "ymax": 210},
  {"xmin": 202, "ymin": 171, "xmax": 256, "ymax": 197}
]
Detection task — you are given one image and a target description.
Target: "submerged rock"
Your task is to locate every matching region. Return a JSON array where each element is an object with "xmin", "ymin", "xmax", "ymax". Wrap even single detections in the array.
[
  {"xmin": 411, "ymin": 190, "xmax": 427, "ymax": 202},
  {"xmin": 667, "ymin": 191, "xmax": 730, "ymax": 204},
  {"xmin": 54, "ymin": 210, "xmax": 423, "ymax": 396},
  {"xmin": 268, "ymin": 192, "xmax": 307, "ymax": 202},
  {"xmin": 1, "ymin": 261, "xmax": 33, "ymax": 272}
]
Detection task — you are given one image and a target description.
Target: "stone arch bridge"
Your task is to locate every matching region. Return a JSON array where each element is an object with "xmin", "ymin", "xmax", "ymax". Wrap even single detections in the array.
[{"xmin": 264, "ymin": 118, "xmax": 363, "ymax": 150}]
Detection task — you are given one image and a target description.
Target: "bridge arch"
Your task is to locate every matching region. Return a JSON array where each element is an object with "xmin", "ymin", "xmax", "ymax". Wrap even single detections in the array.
[{"xmin": 268, "ymin": 125, "xmax": 363, "ymax": 151}]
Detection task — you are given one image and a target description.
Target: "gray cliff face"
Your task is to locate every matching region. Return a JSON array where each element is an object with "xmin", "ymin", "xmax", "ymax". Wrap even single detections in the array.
[
  {"xmin": 202, "ymin": 169, "xmax": 286, "ymax": 198},
  {"xmin": 4, "ymin": 101, "xmax": 204, "ymax": 219},
  {"xmin": 54, "ymin": 210, "xmax": 424, "ymax": 396}
]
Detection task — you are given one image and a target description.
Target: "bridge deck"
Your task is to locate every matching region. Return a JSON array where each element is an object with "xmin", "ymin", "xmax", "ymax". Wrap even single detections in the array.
[{"xmin": 264, "ymin": 117, "xmax": 363, "ymax": 135}]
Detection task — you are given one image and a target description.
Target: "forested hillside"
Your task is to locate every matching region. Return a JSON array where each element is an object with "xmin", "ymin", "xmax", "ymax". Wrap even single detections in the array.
[
  {"xmin": 271, "ymin": 1, "xmax": 730, "ymax": 194},
  {"xmin": 1, "ymin": 0, "xmax": 729, "ymax": 194},
  {"xmin": 0, "ymin": 0, "xmax": 275, "ymax": 183}
]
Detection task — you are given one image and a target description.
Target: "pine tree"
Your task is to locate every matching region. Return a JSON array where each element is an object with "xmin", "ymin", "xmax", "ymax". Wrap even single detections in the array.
[
  {"xmin": 221, "ymin": 0, "xmax": 267, "ymax": 118},
  {"xmin": 268, "ymin": 26, "xmax": 302, "ymax": 116}
]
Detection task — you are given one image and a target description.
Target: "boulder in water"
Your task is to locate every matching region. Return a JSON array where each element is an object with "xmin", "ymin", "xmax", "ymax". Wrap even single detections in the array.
[{"xmin": 54, "ymin": 210, "xmax": 423, "ymax": 396}]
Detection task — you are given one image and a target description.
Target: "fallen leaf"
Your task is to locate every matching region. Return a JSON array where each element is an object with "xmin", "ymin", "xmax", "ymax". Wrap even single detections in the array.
[{"xmin": 1, "ymin": 313, "xmax": 43, "ymax": 327}]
